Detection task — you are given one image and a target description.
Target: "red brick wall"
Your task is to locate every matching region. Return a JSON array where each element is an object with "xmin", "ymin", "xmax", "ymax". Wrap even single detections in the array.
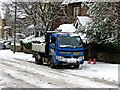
[{"xmin": 52, "ymin": 2, "xmax": 82, "ymax": 30}]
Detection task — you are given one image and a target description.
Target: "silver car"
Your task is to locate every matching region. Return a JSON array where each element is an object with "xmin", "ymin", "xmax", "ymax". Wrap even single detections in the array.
[
  {"xmin": 4, "ymin": 41, "xmax": 11, "ymax": 49},
  {"xmin": 0, "ymin": 40, "xmax": 11, "ymax": 49},
  {"xmin": 0, "ymin": 42, "xmax": 5, "ymax": 49}
]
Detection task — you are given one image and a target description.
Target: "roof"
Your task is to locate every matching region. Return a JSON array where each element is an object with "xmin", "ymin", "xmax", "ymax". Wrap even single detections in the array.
[{"xmin": 77, "ymin": 16, "xmax": 92, "ymax": 26}]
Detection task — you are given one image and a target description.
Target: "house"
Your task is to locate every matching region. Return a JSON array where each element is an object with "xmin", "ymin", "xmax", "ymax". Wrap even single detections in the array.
[{"xmin": 52, "ymin": 0, "xmax": 89, "ymax": 30}]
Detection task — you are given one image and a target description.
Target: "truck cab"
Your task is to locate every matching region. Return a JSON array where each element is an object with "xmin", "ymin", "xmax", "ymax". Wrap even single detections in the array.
[{"xmin": 47, "ymin": 32, "xmax": 84, "ymax": 68}]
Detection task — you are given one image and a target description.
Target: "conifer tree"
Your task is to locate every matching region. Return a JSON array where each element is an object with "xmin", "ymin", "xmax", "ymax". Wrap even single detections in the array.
[{"xmin": 85, "ymin": 2, "xmax": 120, "ymax": 44}]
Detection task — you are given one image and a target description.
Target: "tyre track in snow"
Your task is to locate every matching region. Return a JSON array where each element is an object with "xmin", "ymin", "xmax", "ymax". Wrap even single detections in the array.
[
  {"xmin": 0, "ymin": 58, "xmax": 118, "ymax": 88},
  {"xmin": 13, "ymin": 58, "xmax": 118, "ymax": 87},
  {"xmin": 0, "ymin": 70, "xmax": 36, "ymax": 89},
  {"xmin": 55, "ymin": 69, "xmax": 119, "ymax": 86},
  {"xmin": 0, "ymin": 59, "xmax": 85, "ymax": 88}
]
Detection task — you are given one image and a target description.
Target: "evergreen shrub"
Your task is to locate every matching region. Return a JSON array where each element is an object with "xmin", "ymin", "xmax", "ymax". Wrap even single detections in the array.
[
  {"xmin": 23, "ymin": 42, "xmax": 32, "ymax": 49},
  {"xmin": 93, "ymin": 43, "xmax": 120, "ymax": 53}
]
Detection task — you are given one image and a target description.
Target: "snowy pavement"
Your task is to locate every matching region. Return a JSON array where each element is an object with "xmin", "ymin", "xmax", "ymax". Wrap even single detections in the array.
[{"xmin": 0, "ymin": 50, "xmax": 119, "ymax": 89}]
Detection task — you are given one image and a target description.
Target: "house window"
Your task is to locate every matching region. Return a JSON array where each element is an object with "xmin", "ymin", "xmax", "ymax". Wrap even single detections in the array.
[{"xmin": 74, "ymin": 7, "xmax": 80, "ymax": 17}]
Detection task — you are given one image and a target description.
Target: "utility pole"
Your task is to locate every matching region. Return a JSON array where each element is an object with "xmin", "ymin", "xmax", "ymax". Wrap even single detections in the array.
[{"xmin": 13, "ymin": 2, "xmax": 17, "ymax": 53}]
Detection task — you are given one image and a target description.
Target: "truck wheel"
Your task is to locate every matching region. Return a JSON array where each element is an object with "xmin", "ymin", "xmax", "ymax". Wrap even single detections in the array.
[
  {"xmin": 35, "ymin": 55, "xmax": 40, "ymax": 64},
  {"xmin": 74, "ymin": 65, "xmax": 79, "ymax": 68},
  {"xmin": 50, "ymin": 58, "xmax": 56, "ymax": 69},
  {"xmin": 35, "ymin": 53, "xmax": 43, "ymax": 65}
]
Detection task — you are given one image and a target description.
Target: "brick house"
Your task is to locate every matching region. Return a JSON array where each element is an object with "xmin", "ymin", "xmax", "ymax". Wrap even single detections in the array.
[{"xmin": 52, "ymin": 1, "xmax": 89, "ymax": 30}]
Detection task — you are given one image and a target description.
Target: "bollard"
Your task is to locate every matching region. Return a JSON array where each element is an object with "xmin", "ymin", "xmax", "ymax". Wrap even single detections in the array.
[
  {"xmin": 93, "ymin": 58, "xmax": 96, "ymax": 64},
  {"xmin": 88, "ymin": 58, "xmax": 92, "ymax": 64}
]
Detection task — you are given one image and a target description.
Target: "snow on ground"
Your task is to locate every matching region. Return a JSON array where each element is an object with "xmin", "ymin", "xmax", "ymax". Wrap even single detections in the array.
[
  {"xmin": 0, "ymin": 50, "xmax": 118, "ymax": 86},
  {"xmin": 0, "ymin": 50, "xmax": 34, "ymax": 62}
]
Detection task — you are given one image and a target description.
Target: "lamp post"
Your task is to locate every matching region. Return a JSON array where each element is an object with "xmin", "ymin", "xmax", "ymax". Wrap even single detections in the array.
[{"xmin": 13, "ymin": 2, "xmax": 17, "ymax": 53}]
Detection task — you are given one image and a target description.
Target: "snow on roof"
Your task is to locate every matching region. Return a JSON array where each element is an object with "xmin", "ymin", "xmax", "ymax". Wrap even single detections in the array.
[
  {"xmin": 77, "ymin": 16, "xmax": 93, "ymax": 26},
  {"xmin": 56, "ymin": 24, "xmax": 77, "ymax": 33}
]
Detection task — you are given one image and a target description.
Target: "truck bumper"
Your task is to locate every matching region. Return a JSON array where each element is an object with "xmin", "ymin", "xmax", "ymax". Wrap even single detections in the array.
[{"xmin": 56, "ymin": 58, "xmax": 84, "ymax": 65}]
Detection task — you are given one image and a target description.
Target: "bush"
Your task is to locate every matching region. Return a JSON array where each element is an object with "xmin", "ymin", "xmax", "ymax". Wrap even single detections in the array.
[{"xmin": 23, "ymin": 42, "xmax": 32, "ymax": 49}]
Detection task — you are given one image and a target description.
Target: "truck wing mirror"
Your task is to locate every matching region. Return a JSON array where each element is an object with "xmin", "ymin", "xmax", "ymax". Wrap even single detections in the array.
[{"xmin": 51, "ymin": 37, "xmax": 56, "ymax": 43}]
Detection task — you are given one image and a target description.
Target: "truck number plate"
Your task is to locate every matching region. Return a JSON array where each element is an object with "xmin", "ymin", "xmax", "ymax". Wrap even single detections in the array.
[{"xmin": 67, "ymin": 58, "xmax": 76, "ymax": 63}]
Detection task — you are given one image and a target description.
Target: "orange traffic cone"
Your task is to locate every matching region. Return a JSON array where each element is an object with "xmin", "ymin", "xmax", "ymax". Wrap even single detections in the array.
[
  {"xmin": 88, "ymin": 58, "xmax": 92, "ymax": 64},
  {"xmin": 93, "ymin": 58, "xmax": 96, "ymax": 64}
]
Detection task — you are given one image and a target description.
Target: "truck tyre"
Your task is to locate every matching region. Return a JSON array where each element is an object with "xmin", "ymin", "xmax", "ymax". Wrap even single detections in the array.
[
  {"xmin": 35, "ymin": 55, "xmax": 39, "ymax": 64},
  {"xmin": 74, "ymin": 65, "xmax": 79, "ymax": 68},
  {"xmin": 50, "ymin": 58, "xmax": 56, "ymax": 69},
  {"xmin": 39, "ymin": 56, "xmax": 43, "ymax": 65},
  {"xmin": 35, "ymin": 53, "xmax": 43, "ymax": 65}
]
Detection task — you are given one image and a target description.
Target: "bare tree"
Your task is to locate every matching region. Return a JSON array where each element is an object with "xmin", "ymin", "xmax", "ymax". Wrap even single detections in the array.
[
  {"xmin": 16, "ymin": 1, "xmax": 62, "ymax": 32},
  {"xmin": 2, "ymin": 0, "xmax": 62, "ymax": 37}
]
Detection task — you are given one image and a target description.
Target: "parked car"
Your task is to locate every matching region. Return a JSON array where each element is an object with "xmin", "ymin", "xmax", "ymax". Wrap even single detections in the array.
[
  {"xmin": 4, "ymin": 41, "xmax": 11, "ymax": 49},
  {"xmin": 0, "ymin": 40, "xmax": 11, "ymax": 49}
]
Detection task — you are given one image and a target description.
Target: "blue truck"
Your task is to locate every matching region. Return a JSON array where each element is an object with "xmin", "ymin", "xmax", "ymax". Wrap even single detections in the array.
[{"xmin": 32, "ymin": 31, "xmax": 84, "ymax": 68}]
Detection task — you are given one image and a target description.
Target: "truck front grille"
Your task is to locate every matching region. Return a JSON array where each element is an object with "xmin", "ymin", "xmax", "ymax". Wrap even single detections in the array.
[{"xmin": 64, "ymin": 56, "xmax": 79, "ymax": 58}]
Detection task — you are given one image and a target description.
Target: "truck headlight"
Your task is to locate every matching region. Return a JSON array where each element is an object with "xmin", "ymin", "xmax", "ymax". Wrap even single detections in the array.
[
  {"xmin": 56, "ymin": 56, "xmax": 62, "ymax": 60},
  {"xmin": 77, "ymin": 56, "xmax": 84, "ymax": 61}
]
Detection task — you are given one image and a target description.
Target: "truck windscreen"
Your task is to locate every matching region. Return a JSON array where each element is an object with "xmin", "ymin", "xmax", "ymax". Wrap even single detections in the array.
[{"xmin": 58, "ymin": 36, "xmax": 83, "ymax": 48}]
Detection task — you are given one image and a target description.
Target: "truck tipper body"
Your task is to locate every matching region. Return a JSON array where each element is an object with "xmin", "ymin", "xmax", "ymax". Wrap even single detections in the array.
[{"xmin": 32, "ymin": 31, "xmax": 84, "ymax": 68}]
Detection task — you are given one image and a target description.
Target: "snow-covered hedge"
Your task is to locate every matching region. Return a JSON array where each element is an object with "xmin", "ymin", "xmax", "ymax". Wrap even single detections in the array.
[
  {"xmin": 22, "ymin": 35, "xmax": 45, "ymax": 43},
  {"xmin": 22, "ymin": 35, "xmax": 35, "ymax": 43},
  {"xmin": 22, "ymin": 42, "xmax": 32, "ymax": 49},
  {"xmin": 32, "ymin": 36, "xmax": 45, "ymax": 43},
  {"xmin": 21, "ymin": 35, "xmax": 45, "ymax": 51}
]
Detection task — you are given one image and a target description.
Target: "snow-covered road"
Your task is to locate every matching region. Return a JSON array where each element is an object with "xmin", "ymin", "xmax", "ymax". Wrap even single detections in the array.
[{"xmin": 0, "ymin": 50, "xmax": 119, "ymax": 89}]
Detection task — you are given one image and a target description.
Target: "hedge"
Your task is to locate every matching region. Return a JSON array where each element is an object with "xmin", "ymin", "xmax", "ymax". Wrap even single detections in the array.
[
  {"xmin": 91, "ymin": 43, "xmax": 120, "ymax": 53},
  {"xmin": 22, "ymin": 42, "xmax": 32, "ymax": 49}
]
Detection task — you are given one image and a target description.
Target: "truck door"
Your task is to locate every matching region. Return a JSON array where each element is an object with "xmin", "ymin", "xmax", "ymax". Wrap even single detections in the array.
[{"xmin": 49, "ymin": 36, "xmax": 56, "ymax": 55}]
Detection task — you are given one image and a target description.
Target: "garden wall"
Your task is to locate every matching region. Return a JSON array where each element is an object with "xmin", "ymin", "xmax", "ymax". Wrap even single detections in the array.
[
  {"xmin": 84, "ymin": 43, "xmax": 120, "ymax": 64},
  {"xmin": 97, "ymin": 52, "xmax": 120, "ymax": 64}
]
